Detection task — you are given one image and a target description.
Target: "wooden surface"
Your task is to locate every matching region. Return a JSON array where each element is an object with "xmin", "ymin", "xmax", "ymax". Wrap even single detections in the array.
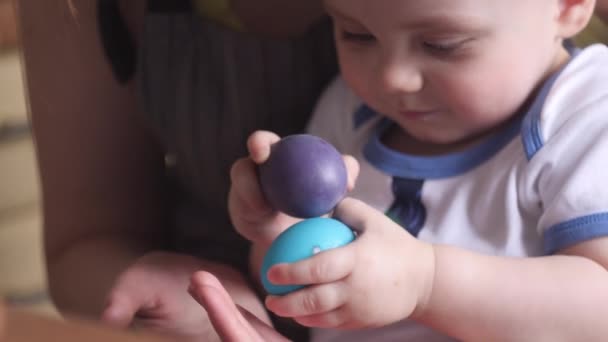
[{"xmin": 2, "ymin": 303, "xmax": 173, "ymax": 342}]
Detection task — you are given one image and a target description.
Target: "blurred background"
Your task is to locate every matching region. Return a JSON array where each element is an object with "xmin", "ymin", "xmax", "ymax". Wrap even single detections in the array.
[{"xmin": 0, "ymin": 0, "xmax": 56, "ymax": 316}]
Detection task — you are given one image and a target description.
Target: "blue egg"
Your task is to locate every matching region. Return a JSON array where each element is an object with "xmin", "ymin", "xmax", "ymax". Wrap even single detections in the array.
[{"xmin": 261, "ymin": 217, "xmax": 355, "ymax": 295}]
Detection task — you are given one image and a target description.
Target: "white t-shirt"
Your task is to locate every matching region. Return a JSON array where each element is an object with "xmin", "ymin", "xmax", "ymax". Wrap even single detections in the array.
[{"xmin": 307, "ymin": 44, "xmax": 608, "ymax": 342}]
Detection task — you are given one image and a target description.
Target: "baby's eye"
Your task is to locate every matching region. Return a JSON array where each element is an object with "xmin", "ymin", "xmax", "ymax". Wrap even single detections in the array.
[
  {"xmin": 340, "ymin": 30, "xmax": 376, "ymax": 43},
  {"xmin": 421, "ymin": 37, "xmax": 477, "ymax": 58},
  {"xmin": 422, "ymin": 39, "xmax": 471, "ymax": 57}
]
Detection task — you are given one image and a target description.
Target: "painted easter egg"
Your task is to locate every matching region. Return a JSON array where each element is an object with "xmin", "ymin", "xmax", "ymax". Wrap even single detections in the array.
[
  {"xmin": 261, "ymin": 217, "xmax": 355, "ymax": 295},
  {"xmin": 259, "ymin": 134, "xmax": 347, "ymax": 218}
]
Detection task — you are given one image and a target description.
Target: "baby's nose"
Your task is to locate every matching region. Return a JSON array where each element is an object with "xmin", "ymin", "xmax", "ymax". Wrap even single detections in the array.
[{"xmin": 379, "ymin": 56, "xmax": 424, "ymax": 94}]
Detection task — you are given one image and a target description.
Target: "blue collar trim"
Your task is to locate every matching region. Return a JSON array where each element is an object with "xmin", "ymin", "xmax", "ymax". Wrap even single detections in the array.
[{"xmin": 363, "ymin": 114, "xmax": 524, "ymax": 179}]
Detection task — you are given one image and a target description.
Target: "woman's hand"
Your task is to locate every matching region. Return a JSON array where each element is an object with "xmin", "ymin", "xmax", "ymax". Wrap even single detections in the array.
[
  {"xmin": 189, "ymin": 271, "xmax": 290, "ymax": 342},
  {"xmin": 101, "ymin": 251, "xmax": 269, "ymax": 341},
  {"xmin": 264, "ymin": 198, "xmax": 436, "ymax": 329}
]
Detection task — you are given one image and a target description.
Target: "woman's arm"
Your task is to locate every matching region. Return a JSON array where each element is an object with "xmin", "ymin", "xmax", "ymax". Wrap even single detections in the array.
[
  {"xmin": 18, "ymin": 0, "xmax": 167, "ymax": 316},
  {"xmin": 19, "ymin": 2, "xmax": 277, "ymax": 336},
  {"xmin": 416, "ymin": 239, "xmax": 608, "ymax": 341}
]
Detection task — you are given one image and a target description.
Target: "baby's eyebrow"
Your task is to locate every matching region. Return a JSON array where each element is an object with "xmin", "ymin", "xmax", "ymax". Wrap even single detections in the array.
[
  {"xmin": 325, "ymin": 8, "xmax": 370, "ymax": 32},
  {"xmin": 324, "ymin": 4, "xmax": 490, "ymax": 34},
  {"xmin": 401, "ymin": 14, "xmax": 487, "ymax": 31},
  {"xmin": 324, "ymin": 3, "xmax": 357, "ymax": 22}
]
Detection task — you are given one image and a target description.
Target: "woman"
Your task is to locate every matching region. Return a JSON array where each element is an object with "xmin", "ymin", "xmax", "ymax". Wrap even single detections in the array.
[{"xmin": 18, "ymin": 0, "xmax": 336, "ymax": 340}]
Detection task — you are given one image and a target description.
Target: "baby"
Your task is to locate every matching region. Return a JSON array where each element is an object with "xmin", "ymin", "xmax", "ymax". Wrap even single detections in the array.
[{"xmin": 228, "ymin": 0, "xmax": 608, "ymax": 340}]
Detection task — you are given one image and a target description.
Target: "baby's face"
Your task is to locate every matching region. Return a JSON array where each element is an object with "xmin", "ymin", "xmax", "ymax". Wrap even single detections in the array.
[{"xmin": 325, "ymin": 0, "xmax": 570, "ymax": 145}]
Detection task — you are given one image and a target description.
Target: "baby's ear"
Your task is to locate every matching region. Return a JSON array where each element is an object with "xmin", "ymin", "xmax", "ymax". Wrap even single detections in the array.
[{"xmin": 556, "ymin": 0, "xmax": 597, "ymax": 38}]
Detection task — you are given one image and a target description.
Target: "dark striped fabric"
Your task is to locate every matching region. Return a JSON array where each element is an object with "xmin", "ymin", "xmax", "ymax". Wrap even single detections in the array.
[{"xmin": 136, "ymin": 4, "xmax": 338, "ymax": 271}]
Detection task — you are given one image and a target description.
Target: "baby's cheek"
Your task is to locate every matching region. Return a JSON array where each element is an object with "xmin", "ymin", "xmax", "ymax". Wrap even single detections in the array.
[{"xmin": 444, "ymin": 77, "xmax": 518, "ymax": 124}]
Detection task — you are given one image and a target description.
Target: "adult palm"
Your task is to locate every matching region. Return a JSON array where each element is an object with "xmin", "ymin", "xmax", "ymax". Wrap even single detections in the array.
[{"xmin": 189, "ymin": 271, "xmax": 290, "ymax": 342}]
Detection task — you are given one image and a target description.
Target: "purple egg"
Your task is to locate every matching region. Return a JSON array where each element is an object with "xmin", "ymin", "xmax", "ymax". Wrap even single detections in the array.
[{"xmin": 259, "ymin": 134, "xmax": 348, "ymax": 218}]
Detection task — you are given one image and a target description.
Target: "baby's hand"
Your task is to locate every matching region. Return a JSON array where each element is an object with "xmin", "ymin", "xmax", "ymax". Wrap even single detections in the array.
[
  {"xmin": 228, "ymin": 130, "xmax": 359, "ymax": 246},
  {"xmin": 229, "ymin": 131, "xmax": 299, "ymax": 246},
  {"xmin": 263, "ymin": 198, "xmax": 435, "ymax": 329}
]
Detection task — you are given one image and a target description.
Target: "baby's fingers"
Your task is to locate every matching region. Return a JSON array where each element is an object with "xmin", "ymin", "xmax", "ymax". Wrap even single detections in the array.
[
  {"xmin": 247, "ymin": 130, "xmax": 281, "ymax": 164},
  {"xmin": 266, "ymin": 283, "xmax": 347, "ymax": 318},
  {"xmin": 294, "ymin": 307, "xmax": 352, "ymax": 329},
  {"xmin": 266, "ymin": 246, "xmax": 355, "ymax": 286},
  {"xmin": 342, "ymin": 155, "xmax": 360, "ymax": 191},
  {"xmin": 230, "ymin": 157, "xmax": 272, "ymax": 215}
]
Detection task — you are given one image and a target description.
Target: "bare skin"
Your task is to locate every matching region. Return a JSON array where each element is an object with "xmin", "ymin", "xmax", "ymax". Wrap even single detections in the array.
[
  {"xmin": 19, "ymin": 0, "xmax": 164, "ymax": 316},
  {"xmin": 189, "ymin": 271, "xmax": 290, "ymax": 342}
]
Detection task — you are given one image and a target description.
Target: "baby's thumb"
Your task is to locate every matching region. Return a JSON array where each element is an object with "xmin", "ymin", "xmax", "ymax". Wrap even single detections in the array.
[
  {"xmin": 342, "ymin": 155, "xmax": 360, "ymax": 191},
  {"xmin": 100, "ymin": 292, "xmax": 139, "ymax": 328},
  {"xmin": 247, "ymin": 130, "xmax": 281, "ymax": 164}
]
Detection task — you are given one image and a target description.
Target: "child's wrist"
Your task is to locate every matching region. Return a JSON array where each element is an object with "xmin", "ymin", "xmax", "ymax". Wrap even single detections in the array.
[{"xmin": 410, "ymin": 242, "xmax": 437, "ymax": 322}]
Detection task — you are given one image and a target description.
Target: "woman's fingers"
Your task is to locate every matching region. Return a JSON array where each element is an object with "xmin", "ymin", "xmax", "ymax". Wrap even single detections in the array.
[
  {"xmin": 234, "ymin": 306, "xmax": 290, "ymax": 342},
  {"xmin": 189, "ymin": 271, "xmax": 290, "ymax": 342},
  {"xmin": 100, "ymin": 300, "xmax": 137, "ymax": 328},
  {"xmin": 189, "ymin": 271, "xmax": 282, "ymax": 342},
  {"xmin": 101, "ymin": 278, "xmax": 150, "ymax": 328}
]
